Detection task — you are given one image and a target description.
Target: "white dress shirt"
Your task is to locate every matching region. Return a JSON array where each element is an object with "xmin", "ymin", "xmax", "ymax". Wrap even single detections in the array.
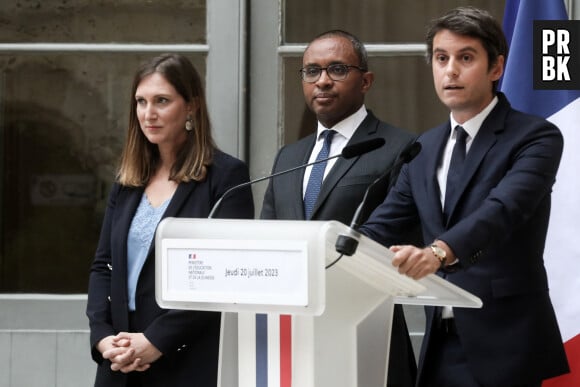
[
  {"xmin": 437, "ymin": 96, "xmax": 498, "ymax": 319},
  {"xmin": 302, "ymin": 105, "xmax": 368, "ymax": 197}
]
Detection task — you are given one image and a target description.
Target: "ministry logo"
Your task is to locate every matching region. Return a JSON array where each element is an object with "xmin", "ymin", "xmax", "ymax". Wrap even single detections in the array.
[{"xmin": 534, "ymin": 20, "xmax": 580, "ymax": 90}]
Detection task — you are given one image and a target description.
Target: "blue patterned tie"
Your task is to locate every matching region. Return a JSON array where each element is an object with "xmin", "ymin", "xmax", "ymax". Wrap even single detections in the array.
[
  {"xmin": 444, "ymin": 125, "xmax": 468, "ymax": 220},
  {"xmin": 304, "ymin": 130, "xmax": 336, "ymax": 219}
]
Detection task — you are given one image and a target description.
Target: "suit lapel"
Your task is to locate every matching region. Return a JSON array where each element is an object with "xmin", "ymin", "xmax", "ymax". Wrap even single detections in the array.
[
  {"xmin": 146, "ymin": 181, "xmax": 198, "ymax": 256},
  {"xmin": 117, "ymin": 180, "xmax": 197, "ymax": 234},
  {"xmin": 112, "ymin": 186, "xmax": 144, "ymax": 282},
  {"xmin": 285, "ymin": 136, "xmax": 315, "ymax": 220},
  {"xmin": 311, "ymin": 112, "xmax": 379, "ymax": 218},
  {"xmin": 425, "ymin": 123, "xmax": 449, "ymax": 227},
  {"xmin": 163, "ymin": 180, "xmax": 197, "ymax": 219},
  {"xmin": 444, "ymin": 97, "xmax": 508, "ymax": 224}
]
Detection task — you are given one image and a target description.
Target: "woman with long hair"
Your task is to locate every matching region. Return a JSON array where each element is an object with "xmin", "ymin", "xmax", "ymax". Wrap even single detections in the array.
[{"xmin": 86, "ymin": 53, "xmax": 254, "ymax": 387}]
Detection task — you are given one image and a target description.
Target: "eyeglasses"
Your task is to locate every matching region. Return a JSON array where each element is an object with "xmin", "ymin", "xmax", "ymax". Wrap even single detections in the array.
[{"xmin": 299, "ymin": 64, "xmax": 367, "ymax": 83}]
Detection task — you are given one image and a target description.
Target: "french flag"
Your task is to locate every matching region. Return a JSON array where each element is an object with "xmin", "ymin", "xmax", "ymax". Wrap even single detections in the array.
[
  {"xmin": 500, "ymin": 1, "xmax": 580, "ymax": 386},
  {"xmin": 238, "ymin": 313, "xmax": 293, "ymax": 387}
]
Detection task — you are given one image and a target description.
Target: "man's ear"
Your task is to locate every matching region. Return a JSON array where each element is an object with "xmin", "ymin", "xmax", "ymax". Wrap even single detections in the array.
[
  {"xmin": 490, "ymin": 55, "xmax": 505, "ymax": 82},
  {"xmin": 361, "ymin": 71, "xmax": 374, "ymax": 93}
]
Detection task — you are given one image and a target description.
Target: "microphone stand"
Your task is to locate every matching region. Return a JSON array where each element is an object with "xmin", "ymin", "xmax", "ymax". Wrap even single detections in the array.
[
  {"xmin": 334, "ymin": 142, "xmax": 422, "ymax": 257},
  {"xmin": 208, "ymin": 154, "xmax": 343, "ymax": 218},
  {"xmin": 208, "ymin": 138, "xmax": 386, "ymax": 218}
]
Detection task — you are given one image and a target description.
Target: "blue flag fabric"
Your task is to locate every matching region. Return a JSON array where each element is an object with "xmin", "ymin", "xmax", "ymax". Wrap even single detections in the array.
[{"xmin": 500, "ymin": 0, "xmax": 580, "ymax": 117}]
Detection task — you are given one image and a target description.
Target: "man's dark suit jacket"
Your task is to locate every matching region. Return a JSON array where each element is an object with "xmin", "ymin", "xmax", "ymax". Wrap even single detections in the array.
[
  {"xmin": 360, "ymin": 93, "xmax": 569, "ymax": 386},
  {"xmin": 86, "ymin": 150, "xmax": 254, "ymax": 387},
  {"xmin": 261, "ymin": 110, "xmax": 418, "ymax": 387}
]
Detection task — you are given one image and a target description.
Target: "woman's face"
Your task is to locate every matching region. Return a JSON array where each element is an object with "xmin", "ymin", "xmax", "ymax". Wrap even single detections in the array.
[{"xmin": 135, "ymin": 72, "xmax": 191, "ymax": 150}]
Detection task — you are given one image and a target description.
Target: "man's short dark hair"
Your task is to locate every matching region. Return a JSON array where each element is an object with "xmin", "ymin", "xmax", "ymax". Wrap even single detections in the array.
[{"xmin": 307, "ymin": 30, "xmax": 368, "ymax": 71}]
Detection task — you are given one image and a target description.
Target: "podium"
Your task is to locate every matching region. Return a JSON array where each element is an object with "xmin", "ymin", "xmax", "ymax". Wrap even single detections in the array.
[{"xmin": 155, "ymin": 218, "xmax": 481, "ymax": 387}]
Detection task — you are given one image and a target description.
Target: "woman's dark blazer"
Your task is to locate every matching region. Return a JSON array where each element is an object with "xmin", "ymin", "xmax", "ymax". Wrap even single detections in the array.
[{"xmin": 86, "ymin": 150, "xmax": 254, "ymax": 387}]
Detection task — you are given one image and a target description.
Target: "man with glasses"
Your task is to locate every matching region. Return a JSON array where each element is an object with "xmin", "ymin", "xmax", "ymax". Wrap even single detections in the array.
[{"xmin": 261, "ymin": 30, "xmax": 418, "ymax": 387}]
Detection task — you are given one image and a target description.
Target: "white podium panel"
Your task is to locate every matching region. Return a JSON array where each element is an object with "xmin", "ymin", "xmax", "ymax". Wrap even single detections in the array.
[
  {"xmin": 155, "ymin": 218, "xmax": 328, "ymax": 316},
  {"xmin": 155, "ymin": 218, "xmax": 482, "ymax": 387}
]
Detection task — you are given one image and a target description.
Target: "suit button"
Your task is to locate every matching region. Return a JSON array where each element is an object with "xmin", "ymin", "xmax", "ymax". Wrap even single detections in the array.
[{"xmin": 107, "ymin": 296, "xmax": 111, "ymax": 302}]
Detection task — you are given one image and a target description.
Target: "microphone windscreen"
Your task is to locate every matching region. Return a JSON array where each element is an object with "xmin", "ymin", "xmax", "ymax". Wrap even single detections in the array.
[
  {"xmin": 400, "ymin": 142, "xmax": 422, "ymax": 163},
  {"xmin": 341, "ymin": 138, "xmax": 385, "ymax": 159}
]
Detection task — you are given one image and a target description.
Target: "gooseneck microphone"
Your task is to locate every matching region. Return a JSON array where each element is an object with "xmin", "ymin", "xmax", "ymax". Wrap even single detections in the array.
[
  {"xmin": 334, "ymin": 141, "xmax": 422, "ymax": 257},
  {"xmin": 349, "ymin": 141, "xmax": 421, "ymax": 230},
  {"xmin": 208, "ymin": 137, "xmax": 386, "ymax": 218},
  {"xmin": 340, "ymin": 138, "xmax": 384, "ymax": 158}
]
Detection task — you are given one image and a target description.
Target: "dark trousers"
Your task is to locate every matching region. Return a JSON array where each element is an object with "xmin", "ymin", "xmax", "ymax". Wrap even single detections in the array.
[
  {"xmin": 126, "ymin": 373, "xmax": 143, "ymax": 387},
  {"xmin": 419, "ymin": 318, "xmax": 541, "ymax": 387}
]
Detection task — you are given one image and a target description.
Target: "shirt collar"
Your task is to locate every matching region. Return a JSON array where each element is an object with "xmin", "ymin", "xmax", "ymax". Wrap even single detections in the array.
[
  {"xmin": 449, "ymin": 96, "xmax": 498, "ymax": 139},
  {"xmin": 316, "ymin": 105, "xmax": 368, "ymax": 141}
]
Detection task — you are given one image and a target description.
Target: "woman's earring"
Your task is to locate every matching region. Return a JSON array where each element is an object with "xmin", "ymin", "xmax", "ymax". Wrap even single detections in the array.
[{"xmin": 185, "ymin": 115, "xmax": 193, "ymax": 131}]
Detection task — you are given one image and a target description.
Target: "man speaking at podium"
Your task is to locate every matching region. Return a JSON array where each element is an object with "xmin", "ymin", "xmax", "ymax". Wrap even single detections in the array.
[
  {"xmin": 261, "ymin": 30, "xmax": 417, "ymax": 387},
  {"xmin": 359, "ymin": 7, "xmax": 569, "ymax": 387}
]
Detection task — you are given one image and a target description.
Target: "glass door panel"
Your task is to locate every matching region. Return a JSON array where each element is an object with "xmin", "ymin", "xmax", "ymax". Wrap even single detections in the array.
[
  {"xmin": 282, "ymin": 0, "xmax": 505, "ymax": 143},
  {"xmin": 0, "ymin": 0, "xmax": 207, "ymax": 293},
  {"xmin": 285, "ymin": 1, "xmax": 505, "ymax": 43},
  {"xmin": 0, "ymin": 0, "xmax": 206, "ymax": 44},
  {"xmin": 283, "ymin": 55, "xmax": 449, "ymax": 145}
]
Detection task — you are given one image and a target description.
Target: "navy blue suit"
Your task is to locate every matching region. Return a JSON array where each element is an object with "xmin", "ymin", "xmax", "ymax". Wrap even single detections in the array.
[
  {"xmin": 360, "ymin": 93, "xmax": 569, "ymax": 386},
  {"xmin": 262, "ymin": 110, "xmax": 418, "ymax": 387},
  {"xmin": 86, "ymin": 150, "xmax": 254, "ymax": 387}
]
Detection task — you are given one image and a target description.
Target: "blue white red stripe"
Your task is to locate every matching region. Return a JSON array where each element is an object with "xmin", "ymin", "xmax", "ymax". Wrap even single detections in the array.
[{"xmin": 239, "ymin": 313, "xmax": 293, "ymax": 387}]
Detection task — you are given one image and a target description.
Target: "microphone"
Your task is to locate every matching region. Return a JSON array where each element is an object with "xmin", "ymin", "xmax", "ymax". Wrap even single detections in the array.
[
  {"xmin": 208, "ymin": 137, "xmax": 386, "ymax": 218},
  {"xmin": 341, "ymin": 138, "xmax": 384, "ymax": 158},
  {"xmin": 335, "ymin": 141, "xmax": 422, "ymax": 256}
]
